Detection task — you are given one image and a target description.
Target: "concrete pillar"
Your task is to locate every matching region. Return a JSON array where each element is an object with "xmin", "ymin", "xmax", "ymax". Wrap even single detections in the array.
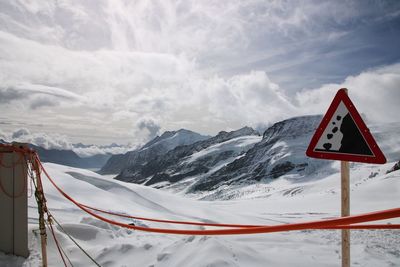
[{"xmin": 0, "ymin": 144, "xmax": 29, "ymax": 257}]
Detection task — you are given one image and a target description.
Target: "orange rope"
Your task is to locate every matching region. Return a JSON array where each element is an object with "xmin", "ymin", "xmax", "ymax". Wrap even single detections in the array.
[
  {"xmin": 81, "ymin": 204, "xmax": 400, "ymax": 230},
  {"xmin": 2, "ymin": 143, "xmax": 398, "ymax": 236},
  {"xmin": 81, "ymin": 204, "xmax": 262, "ymax": 228},
  {"xmin": 36, "ymin": 154, "xmax": 400, "ymax": 235}
]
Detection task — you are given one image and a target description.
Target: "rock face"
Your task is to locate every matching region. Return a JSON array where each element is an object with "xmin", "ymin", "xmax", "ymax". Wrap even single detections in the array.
[
  {"xmin": 188, "ymin": 115, "xmax": 324, "ymax": 193},
  {"xmin": 114, "ymin": 127, "xmax": 261, "ymax": 185},
  {"xmin": 104, "ymin": 116, "xmax": 331, "ymax": 196},
  {"xmin": 99, "ymin": 129, "xmax": 210, "ymax": 174},
  {"xmin": 386, "ymin": 160, "xmax": 400, "ymax": 174}
]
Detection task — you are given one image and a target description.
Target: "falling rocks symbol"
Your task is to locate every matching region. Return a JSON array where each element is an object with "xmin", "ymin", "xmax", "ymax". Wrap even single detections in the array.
[
  {"xmin": 317, "ymin": 113, "xmax": 373, "ymax": 156},
  {"xmin": 306, "ymin": 88, "xmax": 386, "ymax": 164}
]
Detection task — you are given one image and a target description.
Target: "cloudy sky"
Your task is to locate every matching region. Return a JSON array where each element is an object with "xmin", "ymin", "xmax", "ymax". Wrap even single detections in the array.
[{"xmin": 0, "ymin": 0, "xmax": 399, "ymax": 147}]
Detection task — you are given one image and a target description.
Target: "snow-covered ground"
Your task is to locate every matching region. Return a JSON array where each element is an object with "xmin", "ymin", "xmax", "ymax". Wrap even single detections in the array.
[
  {"xmin": 182, "ymin": 136, "xmax": 262, "ymax": 164},
  {"xmin": 159, "ymin": 135, "xmax": 262, "ymax": 193},
  {"xmin": 1, "ymin": 161, "xmax": 399, "ymax": 267}
]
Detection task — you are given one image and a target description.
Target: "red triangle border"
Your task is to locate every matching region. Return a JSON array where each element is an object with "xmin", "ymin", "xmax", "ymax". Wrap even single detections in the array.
[{"xmin": 306, "ymin": 88, "xmax": 386, "ymax": 164}]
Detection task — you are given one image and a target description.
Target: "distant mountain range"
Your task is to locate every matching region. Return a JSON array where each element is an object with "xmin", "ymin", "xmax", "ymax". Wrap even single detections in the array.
[
  {"xmin": 0, "ymin": 140, "xmax": 111, "ymax": 169},
  {"xmin": 189, "ymin": 115, "xmax": 325, "ymax": 199},
  {"xmin": 103, "ymin": 116, "xmax": 327, "ymax": 197},
  {"xmin": 113, "ymin": 126, "xmax": 260, "ymax": 185},
  {"xmin": 31, "ymin": 144, "xmax": 112, "ymax": 169},
  {"xmin": 3, "ymin": 115, "xmax": 398, "ymax": 198},
  {"xmin": 102, "ymin": 115, "xmax": 400, "ymax": 198}
]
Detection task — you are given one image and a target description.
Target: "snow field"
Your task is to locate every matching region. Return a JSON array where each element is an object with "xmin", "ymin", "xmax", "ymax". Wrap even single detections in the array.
[{"xmin": 1, "ymin": 160, "xmax": 399, "ymax": 266}]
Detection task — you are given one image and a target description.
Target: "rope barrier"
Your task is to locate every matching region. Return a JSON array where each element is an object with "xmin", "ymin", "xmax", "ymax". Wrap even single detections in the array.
[
  {"xmin": 26, "ymin": 150, "xmax": 100, "ymax": 266},
  {"xmin": 36, "ymin": 155, "xmax": 400, "ymax": 235},
  {"xmin": 56, "ymin": 239, "xmax": 74, "ymax": 267},
  {"xmin": 51, "ymin": 231, "xmax": 74, "ymax": 267},
  {"xmin": 1, "ymin": 143, "xmax": 399, "ymax": 238},
  {"xmin": 45, "ymin": 218, "xmax": 68, "ymax": 267},
  {"xmin": 50, "ymin": 213, "xmax": 102, "ymax": 267},
  {"xmin": 80, "ymin": 204, "xmax": 262, "ymax": 228},
  {"xmin": 1, "ymin": 143, "xmax": 399, "ymax": 267},
  {"xmin": 81, "ymin": 203, "xmax": 400, "ymax": 230}
]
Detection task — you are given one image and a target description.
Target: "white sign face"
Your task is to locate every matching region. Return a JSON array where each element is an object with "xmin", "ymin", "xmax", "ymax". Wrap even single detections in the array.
[
  {"xmin": 306, "ymin": 88, "xmax": 386, "ymax": 164},
  {"xmin": 313, "ymin": 99, "xmax": 373, "ymax": 156},
  {"xmin": 314, "ymin": 102, "xmax": 347, "ymax": 152}
]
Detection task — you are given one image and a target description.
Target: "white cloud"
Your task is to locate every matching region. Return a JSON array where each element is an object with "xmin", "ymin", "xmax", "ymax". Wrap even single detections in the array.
[
  {"xmin": 11, "ymin": 128, "xmax": 30, "ymax": 139},
  {"xmin": 72, "ymin": 145, "xmax": 137, "ymax": 158},
  {"xmin": 29, "ymin": 95, "xmax": 59, "ymax": 110},
  {"xmin": 0, "ymin": 0, "xmax": 399, "ymax": 145},
  {"xmin": 1, "ymin": 128, "xmax": 134, "ymax": 156},
  {"xmin": 0, "ymin": 87, "xmax": 24, "ymax": 104},
  {"xmin": 0, "ymin": 130, "xmax": 6, "ymax": 141},
  {"xmin": 0, "ymin": 20, "xmax": 300, "ymax": 142},
  {"xmin": 295, "ymin": 63, "xmax": 400, "ymax": 123},
  {"xmin": 136, "ymin": 118, "xmax": 161, "ymax": 140},
  {"xmin": 0, "ymin": 128, "xmax": 71, "ymax": 150},
  {"xmin": 186, "ymin": 71, "xmax": 297, "ymax": 130}
]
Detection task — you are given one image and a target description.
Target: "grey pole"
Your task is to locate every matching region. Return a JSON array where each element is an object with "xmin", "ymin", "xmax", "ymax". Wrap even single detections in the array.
[{"xmin": 0, "ymin": 144, "xmax": 29, "ymax": 258}]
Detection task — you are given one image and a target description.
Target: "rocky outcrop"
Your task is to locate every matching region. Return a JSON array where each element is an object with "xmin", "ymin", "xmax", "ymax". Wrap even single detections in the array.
[
  {"xmin": 386, "ymin": 160, "xmax": 400, "ymax": 174},
  {"xmin": 189, "ymin": 115, "xmax": 324, "ymax": 192},
  {"xmin": 115, "ymin": 127, "xmax": 261, "ymax": 184},
  {"xmin": 99, "ymin": 129, "xmax": 209, "ymax": 174}
]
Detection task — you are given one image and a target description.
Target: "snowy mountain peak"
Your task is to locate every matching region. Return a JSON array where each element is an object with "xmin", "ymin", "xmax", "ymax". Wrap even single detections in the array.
[
  {"xmin": 217, "ymin": 126, "xmax": 259, "ymax": 139},
  {"xmin": 140, "ymin": 132, "xmax": 174, "ymax": 150},
  {"xmin": 100, "ymin": 129, "xmax": 209, "ymax": 174},
  {"xmin": 113, "ymin": 125, "xmax": 261, "ymax": 186},
  {"xmin": 104, "ymin": 115, "xmax": 399, "ymax": 200},
  {"xmin": 176, "ymin": 128, "xmax": 196, "ymax": 134},
  {"xmin": 140, "ymin": 129, "xmax": 209, "ymax": 152},
  {"xmin": 189, "ymin": 115, "xmax": 325, "ymax": 195},
  {"xmin": 262, "ymin": 115, "xmax": 322, "ymax": 142}
]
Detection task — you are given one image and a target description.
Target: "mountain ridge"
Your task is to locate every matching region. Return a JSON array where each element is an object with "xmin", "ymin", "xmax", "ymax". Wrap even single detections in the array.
[
  {"xmin": 115, "ymin": 126, "xmax": 261, "ymax": 184},
  {"xmin": 189, "ymin": 115, "xmax": 323, "ymax": 194},
  {"xmin": 99, "ymin": 128, "xmax": 210, "ymax": 175}
]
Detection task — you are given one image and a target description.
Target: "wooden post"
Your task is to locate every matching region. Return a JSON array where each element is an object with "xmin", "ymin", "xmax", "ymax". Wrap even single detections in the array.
[
  {"xmin": 340, "ymin": 87, "xmax": 350, "ymax": 267},
  {"xmin": 341, "ymin": 161, "xmax": 350, "ymax": 267},
  {"xmin": 33, "ymin": 159, "xmax": 48, "ymax": 267}
]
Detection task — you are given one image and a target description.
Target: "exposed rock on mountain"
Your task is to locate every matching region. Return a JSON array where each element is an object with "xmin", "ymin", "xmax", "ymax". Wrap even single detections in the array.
[
  {"xmin": 386, "ymin": 160, "xmax": 400, "ymax": 174},
  {"xmin": 105, "ymin": 115, "xmax": 400, "ymax": 199},
  {"xmin": 115, "ymin": 127, "xmax": 261, "ymax": 185},
  {"xmin": 188, "ymin": 115, "xmax": 324, "ymax": 193},
  {"xmin": 99, "ymin": 129, "xmax": 210, "ymax": 174}
]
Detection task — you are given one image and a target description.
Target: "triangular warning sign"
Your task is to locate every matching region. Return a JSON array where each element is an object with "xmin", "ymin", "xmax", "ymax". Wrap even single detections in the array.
[{"xmin": 306, "ymin": 88, "xmax": 386, "ymax": 164}]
